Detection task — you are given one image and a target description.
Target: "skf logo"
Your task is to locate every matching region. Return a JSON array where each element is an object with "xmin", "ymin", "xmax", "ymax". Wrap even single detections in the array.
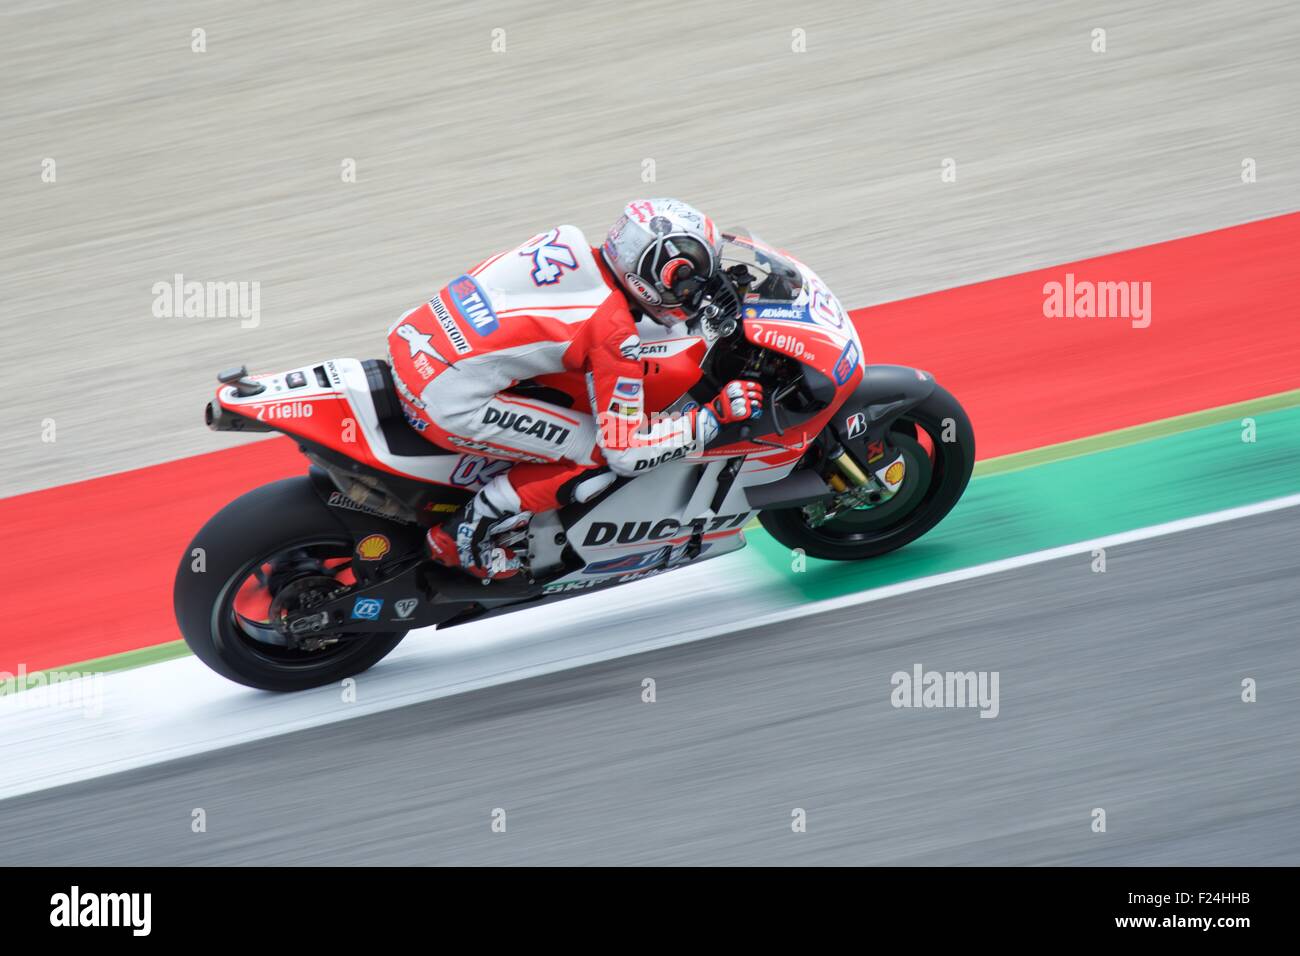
[{"xmin": 844, "ymin": 412, "xmax": 866, "ymax": 439}]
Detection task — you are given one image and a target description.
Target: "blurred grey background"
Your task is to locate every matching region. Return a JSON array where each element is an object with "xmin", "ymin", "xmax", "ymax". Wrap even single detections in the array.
[{"xmin": 2, "ymin": 0, "xmax": 1297, "ymax": 495}]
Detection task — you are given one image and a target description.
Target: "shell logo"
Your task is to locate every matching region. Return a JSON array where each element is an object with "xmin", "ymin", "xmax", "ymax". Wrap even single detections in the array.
[
  {"xmin": 356, "ymin": 534, "xmax": 391, "ymax": 561},
  {"xmin": 884, "ymin": 460, "xmax": 906, "ymax": 486}
]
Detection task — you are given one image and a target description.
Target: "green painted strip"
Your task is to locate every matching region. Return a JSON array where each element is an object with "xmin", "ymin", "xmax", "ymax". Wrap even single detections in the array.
[
  {"xmin": 2, "ymin": 641, "xmax": 192, "ymax": 693},
  {"xmin": 749, "ymin": 402, "xmax": 1300, "ymax": 603},
  {"xmin": 33, "ymin": 396, "xmax": 1300, "ymax": 685},
  {"xmin": 974, "ymin": 389, "xmax": 1300, "ymax": 477}
]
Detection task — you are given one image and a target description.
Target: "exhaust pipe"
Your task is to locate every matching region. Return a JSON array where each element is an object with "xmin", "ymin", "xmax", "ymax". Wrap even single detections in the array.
[{"xmin": 206, "ymin": 400, "xmax": 273, "ymax": 433}]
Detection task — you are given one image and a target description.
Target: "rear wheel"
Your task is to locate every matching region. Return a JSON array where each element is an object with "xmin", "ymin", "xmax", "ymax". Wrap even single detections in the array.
[
  {"xmin": 174, "ymin": 477, "xmax": 408, "ymax": 691},
  {"xmin": 758, "ymin": 384, "xmax": 975, "ymax": 560}
]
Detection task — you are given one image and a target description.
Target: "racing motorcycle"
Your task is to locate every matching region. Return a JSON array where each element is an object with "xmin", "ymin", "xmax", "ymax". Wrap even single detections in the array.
[{"xmin": 175, "ymin": 235, "xmax": 975, "ymax": 690}]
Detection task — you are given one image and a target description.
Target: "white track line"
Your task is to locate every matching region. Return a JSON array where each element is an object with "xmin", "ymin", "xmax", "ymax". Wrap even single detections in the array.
[{"xmin": 2, "ymin": 492, "xmax": 1298, "ymax": 802}]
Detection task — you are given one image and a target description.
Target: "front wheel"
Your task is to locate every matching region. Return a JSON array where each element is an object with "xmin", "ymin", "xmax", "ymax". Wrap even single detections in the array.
[
  {"xmin": 174, "ymin": 477, "xmax": 409, "ymax": 691},
  {"xmin": 758, "ymin": 383, "xmax": 975, "ymax": 560}
]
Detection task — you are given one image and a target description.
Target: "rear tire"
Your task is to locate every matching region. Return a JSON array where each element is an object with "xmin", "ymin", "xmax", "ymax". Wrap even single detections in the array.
[
  {"xmin": 174, "ymin": 477, "xmax": 408, "ymax": 691},
  {"xmin": 758, "ymin": 384, "xmax": 975, "ymax": 560}
]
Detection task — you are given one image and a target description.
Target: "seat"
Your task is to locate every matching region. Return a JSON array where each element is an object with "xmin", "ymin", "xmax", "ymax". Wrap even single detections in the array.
[{"xmin": 361, "ymin": 359, "xmax": 457, "ymax": 458}]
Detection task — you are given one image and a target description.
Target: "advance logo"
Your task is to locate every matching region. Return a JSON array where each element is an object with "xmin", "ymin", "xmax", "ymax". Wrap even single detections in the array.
[
  {"xmin": 449, "ymin": 274, "xmax": 499, "ymax": 336},
  {"xmin": 50, "ymin": 886, "xmax": 151, "ymax": 936}
]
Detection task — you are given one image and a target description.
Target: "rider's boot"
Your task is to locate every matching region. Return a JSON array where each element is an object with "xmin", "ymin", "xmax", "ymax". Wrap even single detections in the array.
[{"xmin": 426, "ymin": 475, "xmax": 528, "ymax": 580}]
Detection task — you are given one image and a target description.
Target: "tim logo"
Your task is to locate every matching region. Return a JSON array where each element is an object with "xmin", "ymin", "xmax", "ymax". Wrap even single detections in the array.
[
  {"xmin": 520, "ymin": 229, "xmax": 579, "ymax": 285},
  {"xmin": 833, "ymin": 339, "xmax": 859, "ymax": 386},
  {"xmin": 448, "ymin": 274, "xmax": 499, "ymax": 335}
]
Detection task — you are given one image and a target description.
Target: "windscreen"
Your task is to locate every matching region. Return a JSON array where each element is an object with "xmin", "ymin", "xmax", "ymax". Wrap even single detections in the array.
[{"xmin": 718, "ymin": 232, "xmax": 804, "ymax": 302}]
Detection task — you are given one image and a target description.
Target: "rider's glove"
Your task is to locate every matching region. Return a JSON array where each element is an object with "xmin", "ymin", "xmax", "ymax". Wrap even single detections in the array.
[{"xmin": 695, "ymin": 379, "xmax": 764, "ymax": 446}]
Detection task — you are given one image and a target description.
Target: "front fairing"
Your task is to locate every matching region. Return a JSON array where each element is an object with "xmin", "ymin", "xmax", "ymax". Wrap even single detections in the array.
[{"xmin": 723, "ymin": 235, "xmax": 862, "ymax": 392}]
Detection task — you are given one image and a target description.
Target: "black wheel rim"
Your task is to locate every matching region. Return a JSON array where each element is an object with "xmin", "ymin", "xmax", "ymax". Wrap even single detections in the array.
[
  {"xmin": 216, "ymin": 537, "xmax": 376, "ymax": 669},
  {"xmin": 800, "ymin": 415, "xmax": 950, "ymax": 546}
]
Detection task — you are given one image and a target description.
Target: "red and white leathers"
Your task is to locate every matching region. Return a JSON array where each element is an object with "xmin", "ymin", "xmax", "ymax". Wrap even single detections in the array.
[{"xmin": 387, "ymin": 224, "xmax": 728, "ymax": 520}]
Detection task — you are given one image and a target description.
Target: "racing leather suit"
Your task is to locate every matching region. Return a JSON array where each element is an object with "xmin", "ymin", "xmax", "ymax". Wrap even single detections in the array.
[{"xmin": 386, "ymin": 225, "xmax": 707, "ymax": 515}]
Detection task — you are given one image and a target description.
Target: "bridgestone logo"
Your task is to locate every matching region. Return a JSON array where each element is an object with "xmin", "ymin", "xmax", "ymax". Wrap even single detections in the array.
[
  {"xmin": 326, "ymin": 491, "xmax": 413, "ymax": 525},
  {"xmin": 430, "ymin": 297, "xmax": 472, "ymax": 355}
]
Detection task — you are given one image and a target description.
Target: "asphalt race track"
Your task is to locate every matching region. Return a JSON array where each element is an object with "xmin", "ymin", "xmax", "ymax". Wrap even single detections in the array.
[{"xmin": 1, "ymin": 506, "xmax": 1295, "ymax": 865}]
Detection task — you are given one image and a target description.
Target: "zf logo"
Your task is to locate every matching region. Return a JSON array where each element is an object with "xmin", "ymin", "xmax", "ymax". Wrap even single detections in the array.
[{"xmin": 351, "ymin": 597, "xmax": 384, "ymax": 620}]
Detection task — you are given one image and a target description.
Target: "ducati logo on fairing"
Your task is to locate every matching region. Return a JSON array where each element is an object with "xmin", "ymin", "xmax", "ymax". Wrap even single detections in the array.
[
  {"xmin": 394, "ymin": 598, "xmax": 419, "ymax": 619},
  {"xmin": 583, "ymin": 511, "xmax": 751, "ymax": 547},
  {"xmin": 634, "ymin": 446, "xmax": 687, "ymax": 471}
]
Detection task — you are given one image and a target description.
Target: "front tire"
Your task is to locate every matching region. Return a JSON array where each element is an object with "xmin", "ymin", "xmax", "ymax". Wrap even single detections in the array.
[
  {"xmin": 174, "ymin": 477, "xmax": 408, "ymax": 691},
  {"xmin": 758, "ymin": 383, "xmax": 975, "ymax": 560}
]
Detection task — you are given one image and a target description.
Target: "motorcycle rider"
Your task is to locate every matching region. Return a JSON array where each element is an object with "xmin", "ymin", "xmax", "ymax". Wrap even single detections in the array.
[{"xmin": 387, "ymin": 198, "xmax": 764, "ymax": 579}]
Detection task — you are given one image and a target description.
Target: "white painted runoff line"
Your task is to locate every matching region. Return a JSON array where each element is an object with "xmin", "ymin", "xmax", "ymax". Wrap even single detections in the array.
[{"xmin": 2, "ymin": 492, "xmax": 1298, "ymax": 802}]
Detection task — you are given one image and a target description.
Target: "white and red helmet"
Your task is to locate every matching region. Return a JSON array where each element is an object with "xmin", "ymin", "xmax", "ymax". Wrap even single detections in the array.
[{"xmin": 601, "ymin": 198, "xmax": 722, "ymax": 326}]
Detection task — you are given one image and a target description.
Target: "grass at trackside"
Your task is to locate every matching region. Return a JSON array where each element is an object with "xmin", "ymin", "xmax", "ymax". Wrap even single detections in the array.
[
  {"xmin": 1, "ymin": 641, "xmax": 191, "ymax": 693},
  {"xmin": 20, "ymin": 390, "xmax": 1300, "ymax": 687},
  {"xmin": 749, "ymin": 401, "xmax": 1300, "ymax": 602},
  {"xmin": 973, "ymin": 388, "xmax": 1300, "ymax": 477}
]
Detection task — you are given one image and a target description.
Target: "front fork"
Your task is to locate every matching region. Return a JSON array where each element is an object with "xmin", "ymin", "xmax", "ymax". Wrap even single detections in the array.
[{"xmin": 807, "ymin": 435, "xmax": 906, "ymax": 526}]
